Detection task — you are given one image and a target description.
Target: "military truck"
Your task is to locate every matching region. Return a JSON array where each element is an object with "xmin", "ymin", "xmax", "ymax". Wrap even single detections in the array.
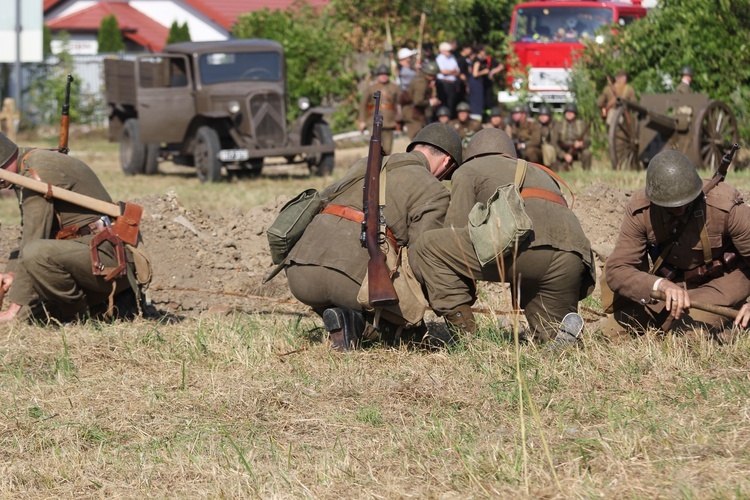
[{"xmin": 104, "ymin": 39, "xmax": 335, "ymax": 182}]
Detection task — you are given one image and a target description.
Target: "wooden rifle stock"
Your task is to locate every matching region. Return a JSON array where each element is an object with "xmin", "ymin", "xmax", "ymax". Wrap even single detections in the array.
[
  {"xmin": 58, "ymin": 75, "xmax": 74, "ymax": 154},
  {"xmin": 360, "ymin": 91, "xmax": 399, "ymax": 307}
]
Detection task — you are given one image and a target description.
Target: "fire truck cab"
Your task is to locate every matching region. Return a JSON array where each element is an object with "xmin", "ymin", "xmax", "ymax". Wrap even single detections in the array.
[{"xmin": 499, "ymin": 0, "xmax": 648, "ymax": 110}]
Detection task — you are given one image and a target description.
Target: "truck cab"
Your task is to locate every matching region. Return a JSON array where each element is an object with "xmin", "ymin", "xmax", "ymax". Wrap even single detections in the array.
[
  {"xmin": 105, "ymin": 39, "xmax": 335, "ymax": 182},
  {"xmin": 499, "ymin": 0, "xmax": 647, "ymax": 110}
]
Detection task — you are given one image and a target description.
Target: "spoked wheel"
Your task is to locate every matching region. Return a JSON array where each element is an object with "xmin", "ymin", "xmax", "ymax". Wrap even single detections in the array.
[
  {"xmin": 608, "ymin": 106, "xmax": 640, "ymax": 170},
  {"xmin": 693, "ymin": 100, "xmax": 739, "ymax": 171},
  {"xmin": 194, "ymin": 126, "xmax": 222, "ymax": 183}
]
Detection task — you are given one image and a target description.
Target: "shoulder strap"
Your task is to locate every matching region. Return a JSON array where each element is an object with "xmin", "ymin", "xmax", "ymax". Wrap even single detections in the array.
[{"xmin": 514, "ymin": 158, "xmax": 528, "ymax": 188}]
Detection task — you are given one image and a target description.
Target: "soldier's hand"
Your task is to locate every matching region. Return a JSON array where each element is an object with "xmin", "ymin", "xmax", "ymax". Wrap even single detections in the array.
[
  {"xmin": 0, "ymin": 272, "xmax": 13, "ymax": 292},
  {"xmin": 0, "ymin": 302, "xmax": 21, "ymax": 323},
  {"xmin": 564, "ymin": 153, "xmax": 573, "ymax": 163},
  {"xmin": 574, "ymin": 140, "xmax": 584, "ymax": 149},
  {"xmin": 657, "ymin": 279, "xmax": 691, "ymax": 320},
  {"xmin": 359, "ymin": 122, "xmax": 367, "ymax": 133},
  {"xmin": 734, "ymin": 302, "xmax": 750, "ymax": 328}
]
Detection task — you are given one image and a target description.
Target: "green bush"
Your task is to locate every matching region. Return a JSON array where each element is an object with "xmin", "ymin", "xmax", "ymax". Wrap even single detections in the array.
[{"xmin": 97, "ymin": 14, "xmax": 125, "ymax": 53}]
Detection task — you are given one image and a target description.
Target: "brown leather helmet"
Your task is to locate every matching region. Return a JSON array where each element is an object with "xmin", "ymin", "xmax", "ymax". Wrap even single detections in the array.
[{"xmin": 464, "ymin": 128, "xmax": 517, "ymax": 162}]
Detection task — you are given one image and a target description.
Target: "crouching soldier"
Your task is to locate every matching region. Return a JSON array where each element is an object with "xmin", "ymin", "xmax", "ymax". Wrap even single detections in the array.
[{"xmin": 0, "ymin": 132, "xmax": 151, "ymax": 323}]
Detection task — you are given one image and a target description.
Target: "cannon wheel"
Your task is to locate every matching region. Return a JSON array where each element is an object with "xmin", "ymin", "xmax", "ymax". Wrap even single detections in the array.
[
  {"xmin": 609, "ymin": 107, "xmax": 640, "ymax": 170},
  {"xmin": 693, "ymin": 100, "xmax": 739, "ymax": 171}
]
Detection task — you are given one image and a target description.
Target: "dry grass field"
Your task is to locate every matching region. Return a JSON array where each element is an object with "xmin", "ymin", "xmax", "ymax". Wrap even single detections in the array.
[{"xmin": 1, "ymin": 131, "xmax": 749, "ymax": 497}]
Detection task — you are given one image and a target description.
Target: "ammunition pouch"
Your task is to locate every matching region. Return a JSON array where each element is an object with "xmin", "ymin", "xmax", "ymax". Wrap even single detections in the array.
[{"xmin": 658, "ymin": 249, "xmax": 740, "ymax": 285}]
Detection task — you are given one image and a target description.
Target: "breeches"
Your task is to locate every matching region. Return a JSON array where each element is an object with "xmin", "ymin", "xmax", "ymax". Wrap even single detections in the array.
[
  {"xmin": 410, "ymin": 227, "xmax": 585, "ymax": 341},
  {"xmin": 286, "ymin": 263, "xmax": 363, "ymax": 316}
]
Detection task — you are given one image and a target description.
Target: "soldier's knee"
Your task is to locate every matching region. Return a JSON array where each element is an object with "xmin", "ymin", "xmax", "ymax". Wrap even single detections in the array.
[{"xmin": 22, "ymin": 240, "xmax": 51, "ymax": 278}]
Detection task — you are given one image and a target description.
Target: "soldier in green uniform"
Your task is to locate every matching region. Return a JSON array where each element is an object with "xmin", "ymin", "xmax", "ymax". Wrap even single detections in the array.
[
  {"xmin": 485, "ymin": 107, "xmax": 506, "ymax": 130},
  {"xmin": 285, "ymin": 124, "xmax": 463, "ymax": 349},
  {"xmin": 602, "ymin": 150, "xmax": 750, "ymax": 341},
  {"xmin": 505, "ymin": 104, "xmax": 542, "ymax": 164},
  {"xmin": 410, "ymin": 128, "xmax": 596, "ymax": 344},
  {"xmin": 596, "ymin": 69, "xmax": 636, "ymax": 126},
  {"xmin": 401, "ymin": 61, "xmax": 441, "ymax": 139},
  {"xmin": 449, "ymin": 102, "xmax": 483, "ymax": 146},
  {"xmin": 555, "ymin": 103, "xmax": 591, "ymax": 171},
  {"xmin": 537, "ymin": 104, "xmax": 558, "ymax": 169},
  {"xmin": 359, "ymin": 65, "xmax": 402, "ymax": 154},
  {"xmin": 435, "ymin": 106, "xmax": 451, "ymax": 124},
  {"xmin": 0, "ymin": 132, "xmax": 144, "ymax": 323},
  {"xmin": 675, "ymin": 66, "xmax": 693, "ymax": 94}
]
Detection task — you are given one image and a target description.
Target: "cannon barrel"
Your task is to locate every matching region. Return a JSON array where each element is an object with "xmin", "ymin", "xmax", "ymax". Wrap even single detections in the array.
[{"xmin": 616, "ymin": 97, "xmax": 678, "ymax": 130}]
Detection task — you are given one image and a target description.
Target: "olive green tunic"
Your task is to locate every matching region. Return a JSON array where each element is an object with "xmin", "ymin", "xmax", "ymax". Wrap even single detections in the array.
[
  {"xmin": 402, "ymin": 74, "xmax": 434, "ymax": 139},
  {"xmin": 505, "ymin": 119, "xmax": 542, "ymax": 164},
  {"xmin": 359, "ymin": 81, "xmax": 402, "ymax": 154},
  {"xmin": 286, "ymin": 151, "xmax": 450, "ymax": 316},
  {"xmin": 410, "ymin": 154, "xmax": 595, "ymax": 341},
  {"xmin": 7, "ymin": 149, "xmax": 131, "ymax": 316}
]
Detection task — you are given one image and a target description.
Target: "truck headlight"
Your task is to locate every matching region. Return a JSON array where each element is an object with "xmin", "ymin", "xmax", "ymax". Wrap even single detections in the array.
[
  {"xmin": 297, "ymin": 97, "xmax": 311, "ymax": 111},
  {"xmin": 512, "ymin": 78, "xmax": 524, "ymax": 90},
  {"xmin": 228, "ymin": 101, "xmax": 241, "ymax": 114}
]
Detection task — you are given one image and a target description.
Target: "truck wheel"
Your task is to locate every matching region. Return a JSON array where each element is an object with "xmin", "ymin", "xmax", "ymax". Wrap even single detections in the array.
[
  {"xmin": 194, "ymin": 126, "xmax": 222, "ymax": 183},
  {"xmin": 308, "ymin": 121, "xmax": 335, "ymax": 176},
  {"xmin": 120, "ymin": 119, "xmax": 146, "ymax": 176},
  {"xmin": 248, "ymin": 159, "xmax": 264, "ymax": 176},
  {"xmin": 144, "ymin": 144, "xmax": 159, "ymax": 175}
]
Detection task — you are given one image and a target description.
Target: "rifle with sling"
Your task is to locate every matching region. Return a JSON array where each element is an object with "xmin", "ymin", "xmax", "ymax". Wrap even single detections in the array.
[
  {"xmin": 58, "ymin": 75, "xmax": 74, "ymax": 154},
  {"xmin": 0, "ymin": 168, "xmax": 142, "ymax": 282},
  {"xmin": 360, "ymin": 91, "xmax": 399, "ymax": 307}
]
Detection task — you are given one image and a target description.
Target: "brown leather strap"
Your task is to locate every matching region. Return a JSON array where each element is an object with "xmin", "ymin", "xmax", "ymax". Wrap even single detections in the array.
[
  {"xmin": 322, "ymin": 204, "xmax": 398, "ymax": 250},
  {"xmin": 56, "ymin": 218, "xmax": 107, "ymax": 240},
  {"xmin": 521, "ymin": 187, "xmax": 568, "ymax": 208}
]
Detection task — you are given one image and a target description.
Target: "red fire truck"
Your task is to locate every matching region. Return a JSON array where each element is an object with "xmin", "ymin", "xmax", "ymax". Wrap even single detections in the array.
[{"xmin": 499, "ymin": 0, "xmax": 648, "ymax": 110}]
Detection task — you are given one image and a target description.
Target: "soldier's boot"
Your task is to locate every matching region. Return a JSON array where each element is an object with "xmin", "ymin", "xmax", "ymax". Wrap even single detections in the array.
[
  {"xmin": 444, "ymin": 304, "xmax": 477, "ymax": 336},
  {"xmin": 322, "ymin": 307, "xmax": 365, "ymax": 351},
  {"xmin": 550, "ymin": 312, "xmax": 584, "ymax": 348}
]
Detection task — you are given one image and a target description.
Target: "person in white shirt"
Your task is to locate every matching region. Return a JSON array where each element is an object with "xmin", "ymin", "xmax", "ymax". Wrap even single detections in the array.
[{"xmin": 435, "ymin": 42, "xmax": 461, "ymax": 117}]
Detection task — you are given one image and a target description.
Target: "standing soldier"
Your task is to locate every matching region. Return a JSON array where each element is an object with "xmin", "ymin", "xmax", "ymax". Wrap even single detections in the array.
[
  {"xmin": 595, "ymin": 69, "xmax": 636, "ymax": 126},
  {"xmin": 555, "ymin": 103, "xmax": 591, "ymax": 171},
  {"xmin": 537, "ymin": 104, "xmax": 558, "ymax": 169},
  {"xmin": 359, "ymin": 65, "xmax": 401, "ymax": 154},
  {"xmin": 449, "ymin": 102, "xmax": 483, "ymax": 146},
  {"xmin": 410, "ymin": 128, "xmax": 595, "ymax": 344},
  {"xmin": 505, "ymin": 104, "xmax": 542, "ymax": 164},
  {"xmin": 675, "ymin": 66, "xmax": 693, "ymax": 94},
  {"xmin": 401, "ymin": 61, "xmax": 441, "ymax": 139},
  {"xmin": 285, "ymin": 124, "xmax": 463, "ymax": 350},
  {"xmin": 602, "ymin": 150, "xmax": 750, "ymax": 341},
  {"xmin": 0, "ymin": 132, "xmax": 150, "ymax": 323}
]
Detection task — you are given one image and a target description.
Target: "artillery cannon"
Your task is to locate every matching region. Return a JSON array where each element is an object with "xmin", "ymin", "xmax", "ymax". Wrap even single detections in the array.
[{"xmin": 609, "ymin": 94, "xmax": 738, "ymax": 170}]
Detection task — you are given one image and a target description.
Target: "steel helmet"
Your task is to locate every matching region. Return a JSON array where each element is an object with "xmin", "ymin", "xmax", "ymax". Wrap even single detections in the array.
[
  {"xmin": 511, "ymin": 104, "xmax": 524, "ymax": 114},
  {"xmin": 435, "ymin": 106, "xmax": 451, "ymax": 118},
  {"xmin": 374, "ymin": 64, "xmax": 391, "ymax": 76},
  {"xmin": 538, "ymin": 104, "xmax": 552, "ymax": 116},
  {"xmin": 421, "ymin": 61, "xmax": 439, "ymax": 76},
  {"xmin": 681, "ymin": 65, "xmax": 694, "ymax": 77},
  {"xmin": 407, "ymin": 122, "xmax": 463, "ymax": 165},
  {"xmin": 645, "ymin": 150, "xmax": 703, "ymax": 207},
  {"xmin": 488, "ymin": 107, "xmax": 503, "ymax": 118},
  {"xmin": 464, "ymin": 128, "xmax": 517, "ymax": 162},
  {"xmin": 456, "ymin": 102, "xmax": 471, "ymax": 112},
  {"xmin": 0, "ymin": 131, "xmax": 18, "ymax": 167},
  {"xmin": 564, "ymin": 102, "xmax": 578, "ymax": 114}
]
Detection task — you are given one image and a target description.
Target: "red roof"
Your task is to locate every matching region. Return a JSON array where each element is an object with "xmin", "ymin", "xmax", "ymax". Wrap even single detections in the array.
[
  {"xmin": 46, "ymin": 3, "xmax": 169, "ymax": 52},
  {"xmin": 43, "ymin": 0, "xmax": 66, "ymax": 11},
  {"xmin": 182, "ymin": 0, "xmax": 330, "ymax": 31}
]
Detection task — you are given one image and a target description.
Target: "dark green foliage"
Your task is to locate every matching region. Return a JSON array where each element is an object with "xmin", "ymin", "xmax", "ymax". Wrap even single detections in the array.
[
  {"xmin": 167, "ymin": 21, "xmax": 192, "ymax": 44},
  {"xmin": 97, "ymin": 14, "xmax": 125, "ymax": 54},
  {"xmin": 573, "ymin": 0, "xmax": 750, "ymax": 141}
]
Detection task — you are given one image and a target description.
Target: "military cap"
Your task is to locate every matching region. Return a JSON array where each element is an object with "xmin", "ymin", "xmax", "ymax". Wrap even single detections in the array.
[
  {"xmin": 456, "ymin": 102, "xmax": 471, "ymax": 112},
  {"xmin": 681, "ymin": 65, "xmax": 694, "ymax": 77},
  {"xmin": 464, "ymin": 128, "xmax": 517, "ymax": 162},
  {"xmin": 407, "ymin": 122, "xmax": 463, "ymax": 166},
  {"xmin": 435, "ymin": 106, "xmax": 451, "ymax": 118},
  {"xmin": 374, "ymin": 64, "xmax": 391, "ymax": 76},
  {"xmin": 0, "ymin": 131, "xmax": 18, "ymax": 168},
  {"xmin": 488, "ymin": 107, "xmax": 503, "ymax": 118},
  {"xmin": 564, "ymin": 102, "xmax": 578, "ymax": 114},
  {"xmin": 421, "ymin": 61, "xmax": 439, "ymax": 76}
]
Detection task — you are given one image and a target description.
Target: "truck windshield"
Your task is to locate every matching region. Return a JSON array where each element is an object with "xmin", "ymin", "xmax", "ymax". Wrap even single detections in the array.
[
  {"xmin": 513, "ymin": 7, "xmax": 614, "ymax": 43},
  {"xmin": 199, "ymin": 51, "xmax": 282, "ymax": 84}
]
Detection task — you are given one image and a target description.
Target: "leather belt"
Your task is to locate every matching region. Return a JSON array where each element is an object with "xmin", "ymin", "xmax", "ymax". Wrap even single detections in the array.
[
  {"xmin": 521, "ymin": 188, "xmax": 568, "ymax": 208},
  {"xmin": 56, "ymin": 218, "xmax": 108, "ymax": 240},
  {"xmin": 322, "ymin": 204, "xmax": 399, "ymax": 250}
]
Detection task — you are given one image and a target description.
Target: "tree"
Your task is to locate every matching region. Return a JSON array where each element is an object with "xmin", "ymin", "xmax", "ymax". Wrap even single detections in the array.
[
  {"xmin": 97, "ymin": 14, "xmax": 125, "ymax": 53},
  {"xmin": 167, "ymin": 21, "xmax": 191, "ymax": 44},
  {"xmin": 572, "ymin": 0, "xmax": 750, "ymax": 140}
]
